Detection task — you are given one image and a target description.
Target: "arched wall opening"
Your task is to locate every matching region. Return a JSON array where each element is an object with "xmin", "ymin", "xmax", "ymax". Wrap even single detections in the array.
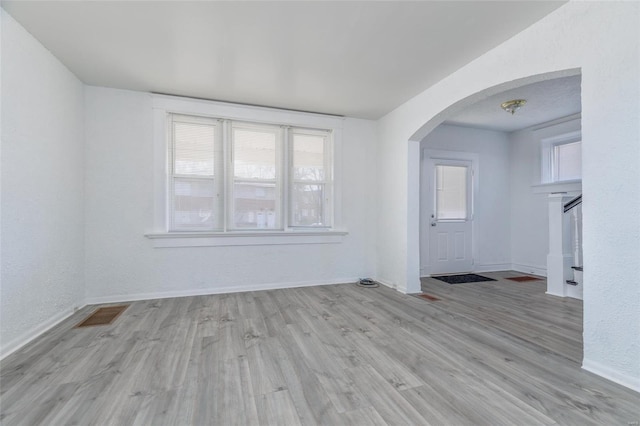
[
  {"xmin": 403, "ymin": 69, "xmax": 581, "ymax": 296},
  {"xmin": 412, "ymin": 70, "xmax": 581, "ymax": 285},
  {"xmin": 408, "ymin": 69, "xmax": 580, "ymax": 143},
  {"xmin": 374, "ymin": 2, "xmax": 639, "ymax": 391}
]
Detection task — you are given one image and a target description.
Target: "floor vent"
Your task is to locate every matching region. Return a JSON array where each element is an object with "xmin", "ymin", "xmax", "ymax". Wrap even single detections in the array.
[
  {"xmin": 505, "ymin": 276, "xmax": 541, "ymax": 282},
  {"xmin": 75, "ymin": 305, "xmax": 129, "ymax": 328},
  {"xmin": 416, "ymin": 293, "xmax": 441, "ymax": 301}
]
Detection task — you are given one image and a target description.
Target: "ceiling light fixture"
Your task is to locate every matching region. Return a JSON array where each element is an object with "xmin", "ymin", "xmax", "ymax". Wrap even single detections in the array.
[{"xmin": 501, "ymin": 99, "xmax": 527, "ymax": 115}]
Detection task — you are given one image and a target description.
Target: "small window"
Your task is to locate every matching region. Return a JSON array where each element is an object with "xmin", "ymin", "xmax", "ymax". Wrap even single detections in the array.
[
  {"xmin": 540, "ymin": 130, "xmax": 582, "ymax": 184},
  {"xmin": 552, "ymin": 141, "xmax": 581, "ymax": 182}
]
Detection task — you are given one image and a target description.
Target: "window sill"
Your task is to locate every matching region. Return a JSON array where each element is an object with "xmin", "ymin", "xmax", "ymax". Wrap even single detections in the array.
[
  {"xmin": 144, "ymin": 230, "xmax": 348, "ymax": 248},
  {"xmin": 532, "ymin": 180, "xmax": 582, "ymax": 194}
]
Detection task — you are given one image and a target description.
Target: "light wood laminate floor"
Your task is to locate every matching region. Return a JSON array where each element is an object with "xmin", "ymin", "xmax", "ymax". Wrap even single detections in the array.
[{"xmin": 1, "ymin": 272, "xmax": 639, "ymax": 425}]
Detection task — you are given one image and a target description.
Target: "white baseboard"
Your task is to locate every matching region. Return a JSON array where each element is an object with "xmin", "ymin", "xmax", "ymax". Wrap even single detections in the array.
[
  {"xmin": 3, "ymin": 278, "xmax": 360, "ymax": 361},
  {"xmin": 0, "ymin": 305, "xmax": 84, "ymax": 361},
  {"xmin": 474, "ymin": 263, "xmax": 512, "ymax": 273},
  {"xmin": 421, "ymin": 263, "xmax": 519, "ymax": 277},
  {"xmin": 374, "ymin": 277, "xmax": 402, "ymax": 292},
  {"xmin": 582, "ymin": 359, "xmax": 640, "ymax": 393},
  {"xmin": 511, "ymin": 263, "xmax": 547, "ymax": 277},
  {"xmin": 84, "ymin": 277, "xmax": 359, "ymax": 305}
]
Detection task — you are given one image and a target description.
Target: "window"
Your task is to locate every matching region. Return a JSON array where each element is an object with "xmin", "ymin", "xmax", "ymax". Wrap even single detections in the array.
[
  {"xmin": 552, "ymin": 140, "xmax": 581, "ymax": 182},
  {"xmin": 435, "ymin": 165, "xmax": 468, "ymax": 220},
  {"xmin": 291, "ymin": 128, "xmax": 332, "ymax": 227},
  {"xmin": 170, "ymin": 114, "xmax": 222, "ymax": 231},
  {"xmin": 168, "ymin": 113, "xmax": 333, "ymax": 232},
  {"xmin": 540, "ymin": 129, "xmax": 582, "ymax": 184},
  {"xmin": 231, "ymin": 123, "xmax": 282, "ymax": 230}
]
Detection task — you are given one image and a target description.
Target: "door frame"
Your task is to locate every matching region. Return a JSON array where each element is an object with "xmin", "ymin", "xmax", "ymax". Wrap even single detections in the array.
[{"xmin": 420, "ymin": 148, "xmax": 479, "ymax": 277}]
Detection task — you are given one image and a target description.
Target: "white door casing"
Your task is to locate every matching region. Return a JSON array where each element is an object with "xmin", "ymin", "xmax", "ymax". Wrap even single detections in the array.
[{"xmin": 421, "ymin": 150, "xmax": 478, "ymax": 276}]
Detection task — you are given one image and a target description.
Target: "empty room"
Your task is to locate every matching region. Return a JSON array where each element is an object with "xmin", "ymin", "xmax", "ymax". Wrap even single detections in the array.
[{"xmin": 1, "ymin": 1, "xmax": 639, "ymax": 425}]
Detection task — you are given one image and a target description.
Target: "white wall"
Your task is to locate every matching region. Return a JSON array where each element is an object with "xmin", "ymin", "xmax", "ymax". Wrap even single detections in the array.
[
  {"xmin": 376, "ymin": 2, "xmax": 640, "ymax": 390},
  {"xmin": 508, "ymin": 128, "xmax": 549, "ymax": 275},
  {"xmin": 83, "ymin": 86, "xmax": 377, "ymax": 302},
  {"xmin": 509, "ymin": 117, "xmax": 582, "ymax": 276},
  {"xmin": 0, "ymin": 11, "xmax": 85, "ymax": 357},
  {"xmin": 420, "ymin": 124, "xmax": 511, "ymax": 274}
]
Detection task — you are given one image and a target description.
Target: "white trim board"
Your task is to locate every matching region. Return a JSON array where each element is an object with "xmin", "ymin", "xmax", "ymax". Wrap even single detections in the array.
[
  {"xmin": 511, "ymin": 263, "xmax": 547, "ymax": 277},
  {"xmin": 375, "ymin": 277, "xmax": 402, "ymax": 293},
  {"xmin": 473, "ymin": 263, "xmax": 512, "ymax": 273},
  {"xmin": 420, "ymin": 264, "xmax": 536, "ymax": 278},
  {"xmin": 582, "ymin": 359, "xmax": 640, "ymax": 393},
  {"xmin": 84, "ymin": 278, "xmax": 359, "ymax": 305},
  {"xmin": 145, "ymin": 230, "xmax": 347, "ymax": 248}
]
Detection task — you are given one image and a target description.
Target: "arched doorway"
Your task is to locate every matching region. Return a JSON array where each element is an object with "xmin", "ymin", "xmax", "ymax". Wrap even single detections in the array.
[{"xmin": 403, "ymin": 69, "xmax": 582, "ymax": 295}]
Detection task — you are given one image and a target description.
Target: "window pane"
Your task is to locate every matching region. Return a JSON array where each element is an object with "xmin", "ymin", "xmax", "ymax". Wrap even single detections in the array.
[
  {"xmin": 174, "ymin": 122, "xmax": 215, "ymax": 176},
  {"xmin": 172, "ymin": 178, "xmax": 219, "ymax": 230},
  {"xmin": 233, "ymin": 128, "xmax": 277, "ymax": 180},
  {"xmin": 293, "ymin": 134, "xmax": 325, "ymax": 181},
  {"xmin": 291, "ymin": 184, "xmax": 326, "ymax": 226},
  {"xmin": 436, "ymin": 165, "xmax": 467, "ymax": 220},
  {"xmin": 555, "ymin": 141, "xmax": 581, "ymax": 181},
  {"xmin": 233, "ymin": 183, "xmax": 277, "ymax": 229}
]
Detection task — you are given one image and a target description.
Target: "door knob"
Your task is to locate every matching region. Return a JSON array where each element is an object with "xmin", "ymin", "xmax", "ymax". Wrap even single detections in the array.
[{"xmin": 431, "ymin": 222, "xmax": 436, "ymax": 227}]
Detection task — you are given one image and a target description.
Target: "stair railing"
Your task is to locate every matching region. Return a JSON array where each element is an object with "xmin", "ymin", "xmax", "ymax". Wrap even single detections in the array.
[
  {"xmin": 563, "ymin": 194, "xmax": 582, "ymax": 213},
  {"xmin": 564, "ymin": 194, "xmax": 582, "ymax": 289}
]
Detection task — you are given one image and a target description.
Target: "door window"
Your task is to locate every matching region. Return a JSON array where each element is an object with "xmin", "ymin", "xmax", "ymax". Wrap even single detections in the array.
[{"xmin": 435, "ymin": 165, "xmax": 467, "ymax": 220}]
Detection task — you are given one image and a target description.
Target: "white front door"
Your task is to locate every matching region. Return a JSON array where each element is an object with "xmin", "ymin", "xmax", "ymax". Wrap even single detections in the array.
[{"xmin": 426, "ymin": 158, "xmax": 474, "ymax": 275}]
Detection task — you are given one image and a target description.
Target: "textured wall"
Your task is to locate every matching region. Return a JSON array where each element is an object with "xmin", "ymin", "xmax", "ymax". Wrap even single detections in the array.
[
  {"xmin": 83, "ymin": 86, "xmax": 377, "ymax": 302},
  {"xmin": 1, "ymin": 11, "xmax": 85, "ymax": 357},
  {"xmin": 376, "ymin": 2, "xmax": 640, "ymax": 389}
]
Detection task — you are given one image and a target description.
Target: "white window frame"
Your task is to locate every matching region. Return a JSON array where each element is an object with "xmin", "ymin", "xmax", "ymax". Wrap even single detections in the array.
[
  {"xmin": 541, "ymin": 130, "xmax": 582, "ymax": 184},
  {"xmin": 147, "ymin": 94, "xmax": 346, "ymax": 247},
  {"xmin": 169, "ymin": 114, "xmax": 223, "ymax": 232},
  {"xmin": 228, "ymin": 120, "xmax": 284, "ymax": 231},
  {"xmin": 289, "ymin": 127, "xmax": 334, "ymax": 229},
  {"xmin": 551, "ymin": 139, "xmax": 581, "ymax": 183},
  {"xmin": 531, "ymin": 115, "xmax": 582, "ymax": 194}
]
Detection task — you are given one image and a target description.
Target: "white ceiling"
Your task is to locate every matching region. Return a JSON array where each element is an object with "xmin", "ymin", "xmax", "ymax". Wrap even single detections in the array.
[
  {"xmin": 1, "ymin": 1, "xmax": 566, "ymax": 119},
  {"xmin": 445, "ymin": 75, "xmax": 582, "ymax": 132}
]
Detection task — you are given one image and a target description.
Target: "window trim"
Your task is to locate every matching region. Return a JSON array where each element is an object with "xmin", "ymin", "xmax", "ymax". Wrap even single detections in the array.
[
  {"xmin": 228, "ymin": 120, "xmax": 284, "ymax": 231},
  {"xmin": 148, "ymin": 94, "xmax": 346, "ymax": 247},
  {"xmin": 169, "ymin": 114, "xmax": 223, "ymax": 232},
  {"xmin": 289, "ymin": 127, "xmax": 334, "ymax": 228},
  {"xmin": 551, "ymin": 139, "xmax": 581, "ymax": 183},
  {"xmin": 540, "ymin": 130, "xmax": 582, "ymax": 184}
]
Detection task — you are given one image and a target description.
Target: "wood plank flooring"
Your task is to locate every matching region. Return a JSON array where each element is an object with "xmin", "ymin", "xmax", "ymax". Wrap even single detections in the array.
[{"xmin": 2, "ymin": 272, "xmax": 639, "ymax": 425}]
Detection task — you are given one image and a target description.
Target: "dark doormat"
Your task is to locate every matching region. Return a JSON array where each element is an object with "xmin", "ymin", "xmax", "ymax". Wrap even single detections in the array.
[
  {"xmin": 415, "ymin": 293, "xmax": 441, "ymax": 301},
  {"xmin": 432, "ymin": 274, "xmax": 496, "ymax": 284},
  {"xmin": 75, "ymin": 305, "xmax": 129, "ymax": 328},
  {"xmin": 506, "ymin": 276, "xmax": 541, "ymax": 282}
]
